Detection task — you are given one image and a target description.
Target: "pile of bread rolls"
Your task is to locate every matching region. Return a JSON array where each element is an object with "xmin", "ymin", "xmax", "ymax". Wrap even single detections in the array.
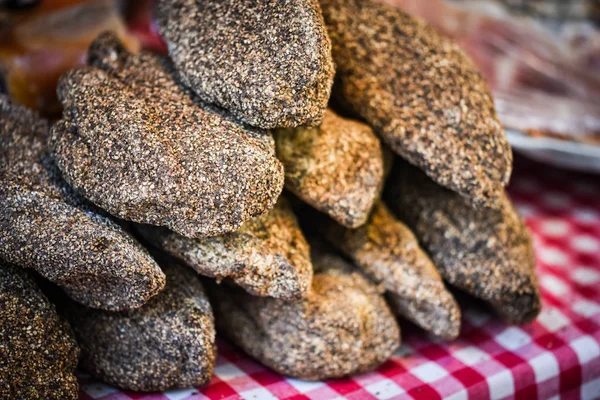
[{"xmin": 0, "ymin": 0, "xmax": 541, "ymax": 398}]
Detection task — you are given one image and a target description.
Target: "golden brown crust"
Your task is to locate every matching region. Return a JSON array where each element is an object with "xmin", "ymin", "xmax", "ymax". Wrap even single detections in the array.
[
  {"xmin": 324, "ymin": 201, "xmax": 461, "ymax": 340},
  {"xmin": 275, "ymin": 109, "xmax": 385, "ymax": 228},
  {"xmin": 138, "ymin": 197, "xmax": 313, "ymax": 300},
  {"xmin": 210, "ymin": 249, "xmax": 400, "ymax": 380},
  {"xmin": 386, "ymin": 165, "xmax": 541, "ymax": 324},
  {"xmin": 320, "ymin": 0, "xmax": 512, "ymax": 208}
]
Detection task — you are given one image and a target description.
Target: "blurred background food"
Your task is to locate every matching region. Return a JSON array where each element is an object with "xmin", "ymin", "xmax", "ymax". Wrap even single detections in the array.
[
  {"xmin": 0, "ymin": 0, "xmax": 140, "ymax": 115},
  {"xmin": 385, "ymin": 0, "xmax": 600, "ymax": 146},
  {"xmin": 1, "ymin": 0, "xmax": 599, "ymax": 167}
]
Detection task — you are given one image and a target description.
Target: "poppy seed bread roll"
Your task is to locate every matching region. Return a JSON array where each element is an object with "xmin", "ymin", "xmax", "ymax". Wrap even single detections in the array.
[
  {"xmin": 323, "ymin": 201, "xmax": 461, "ymax": 340},
  {"xmin": 210, "ymin": 248, "xmax": 400, "ymax": 380},
  {"xmin": 51, "ymin": 32, "xmax": 283, "ymax": 238},
  {"xmin": 156, "ymin": 0, "xmax": 334, "ymax": 129},
  {"xmin": 320, "ymin": 0, "xmax": 512, "ymax": 208},
  {"xmin": 386, "ymin": 165, "xmax": 541, "ymax": 324},
  {"xmin": 0, "ymin": 95, "xmax": 165, "ymax": 311},
  {"xmin": 275, "ymin": 109, "xmax": 385, "ymax": 228},
  {"xmin": 0, "ymin": 263, "xmax": 79, "ymax": 400},
  {"xmin": 138, "ymin": 197, "xmax": 312, "ymax": 300},
  {"xmin": 66, "ymin": 258, "xmax": 216, "ymax": 392}
]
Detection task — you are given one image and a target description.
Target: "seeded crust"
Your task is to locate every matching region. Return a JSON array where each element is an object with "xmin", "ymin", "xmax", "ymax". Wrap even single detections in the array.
[
  {"xmin": 67, "ymin": 258, "xmax": 216, "ymax": 392},
  {"xmin": 323, "ymin": 202, "xmax": 461, "ymax": 340},
  {"xmin": 320, "ymin": 0, "xmax": 512, "ymax": 208},
  {"xmin": 0, "ymin": 263, "xmax": 79, "ymax": 400},
  {"xmin": 51, "ymin": 32, "xmax": 284, "ymax": 238},
  {"xmin": 137, "ymin": 197, "xmax": 312, "ymax": 300},
  {"xmin": 275, "ymin": 109, "xmax": 384, "ymax": 228},
  {"xmin": 156, "ymin": 0, "xmax": 334, "ymax": 129},
  {"xmin": 210, "ymin": 248, "xmax": 400, "ymax": 380},
  {"xmin": 385, "ymin": 165, "xmax": 541, "ymax": 324},
  {"xmin": 0, "ymin": 95, "xmax": 165, "ymax": 311}
]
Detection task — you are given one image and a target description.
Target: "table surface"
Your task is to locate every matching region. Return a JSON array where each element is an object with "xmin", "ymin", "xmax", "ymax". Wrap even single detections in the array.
[{"xmin": 77, "ymin": 157, "xmax": 600, "ymax": 400}]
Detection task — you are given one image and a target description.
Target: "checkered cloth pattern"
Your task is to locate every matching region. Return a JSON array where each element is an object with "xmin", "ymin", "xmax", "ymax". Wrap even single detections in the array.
[{"xmin": 78, "ymin": 157, "xmax": 600, "ymax": 400}]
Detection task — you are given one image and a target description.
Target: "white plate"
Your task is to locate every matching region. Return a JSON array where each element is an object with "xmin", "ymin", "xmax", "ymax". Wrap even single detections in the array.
[{"xmin": 505, "ymin": 130, "xmax": 600, "ymax": 174}]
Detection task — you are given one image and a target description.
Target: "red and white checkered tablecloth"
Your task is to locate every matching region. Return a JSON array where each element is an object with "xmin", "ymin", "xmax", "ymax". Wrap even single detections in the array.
[{"xmin": 77, "ymin": 157, "xmax": 600, "ymax": 400}]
